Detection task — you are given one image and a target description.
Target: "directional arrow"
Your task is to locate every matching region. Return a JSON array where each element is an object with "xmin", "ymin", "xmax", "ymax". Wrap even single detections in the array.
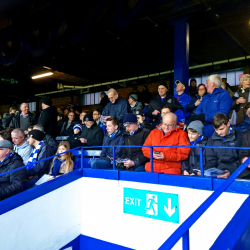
[{"xmin": 164, "ymin": 198, "xmax": 175, "ymax": 217}]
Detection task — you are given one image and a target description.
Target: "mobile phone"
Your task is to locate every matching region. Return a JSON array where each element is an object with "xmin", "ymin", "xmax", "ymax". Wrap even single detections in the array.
[{"xmin": 154, "ymin": 151, "xmax": 160, "ymax": 154}]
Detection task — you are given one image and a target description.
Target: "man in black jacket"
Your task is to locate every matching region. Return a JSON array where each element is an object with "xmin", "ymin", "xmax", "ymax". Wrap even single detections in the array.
[
  {"xmin": 79, "ymin": 114, "xmax": 104, "ymax": 147},
  {"xmin": 0, "ymin": 140, "xmax": 26, "ymax": 201},
  {"xmin": 38, "ymin": 98, "xmax": 58, "ymax": 138},
  {"xmin": 99, "ymin": 91, "xmax": 109, "ymax": 112},
  {"xmin": 205, "ymin": 113, "xmax": 242, "ymax": 179},
  {"xmin": 121, "ymin": 113, "xmax": 150, "ymax": 171},
  {"xmin": 10, "ymin": 103, "xmax": 36, "ymax": 134},
  {"xmin": 25, "ymin": 130, "xmax": 53, "ymax": 189},
  {"xmin": 147, "ymin": 81, "xmax": 183, "ymax": 125},
  {"xmin": 60, "ymin": 112, "xmax": 78, "ymax": 136},
  {"xmin": 2, "ymin": 107, "xmax": 17, "ymax": 129}
]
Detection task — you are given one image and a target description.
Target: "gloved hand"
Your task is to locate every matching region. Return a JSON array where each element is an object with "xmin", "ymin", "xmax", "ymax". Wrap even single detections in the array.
[{"xmin": 189, "ymin": 114, "xmax": 206, "ymax": 123}]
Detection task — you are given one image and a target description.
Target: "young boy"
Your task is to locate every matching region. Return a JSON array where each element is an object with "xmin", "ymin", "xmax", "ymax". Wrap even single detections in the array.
[
  {"xmin": 182, "ymin": 120, "xmax": 208, "ymax": 175},
  {"xmin": 67, "ymin": 124, "xmax": 82, "ymax": 149},
  {"xmin": 91, "ymin": 117, "xmax": 124, "ymax": 169}
]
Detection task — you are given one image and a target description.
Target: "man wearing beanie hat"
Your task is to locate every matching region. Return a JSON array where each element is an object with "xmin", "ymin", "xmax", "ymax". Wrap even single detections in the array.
[
  {"xmin": 25, "ymin": 130, "xmax": 53, "ymax": 189},
  {"xmin": 120, "ymin": 113, "xmax": 150, "ymax": 171},
  {"xmin": 128, "ymin": 94, "xmax": 143, "ymax": 114},
  {"xmin": 174, "ymin": 80, "xmax": 191, "ymax": 121},
  {"xmin": 182, "ymin": 121, "xmax": 208, "ymax": 176},
  {"xmin": 67, "ymin": 124, "xmax": 82, "ymax": 149},
  {"xmin": 147, "ymin": 81, "xmax": 183, "ymax": 126},
  {"xmin": 79, "ymin": 113, "xmax": 104, "ymax": 147},
  {"xmin": 9, "ymin": 103, "xmax": 36, "ymax": 133},
  {"xmin": 135, "ymin": 109, "xmax": 154, "ymax": 131},
  {"xmin": 0, "ymin": 140, "xmax": 26, "ymax": 200},
  {"xmin": 38, "ymin": 98, "xmax": 58, "ymax": 138}
]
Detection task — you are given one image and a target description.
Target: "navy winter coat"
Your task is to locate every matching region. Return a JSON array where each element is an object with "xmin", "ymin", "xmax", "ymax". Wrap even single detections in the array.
[
  {"xmin": 187, "ymin": 94, "xmax": 206, "ymax": 116},
  {"xmin": 181, "ymin": 136, "xmax": 208, "ymax": 174},
  {"xmin": 100, "ymin": 130, "xmax": 124, "ymax": 161},
  {"xmin": 236, "ymin": 116, "xmax": 250, "ymax": 133},
  {"xmin": 205, "ymin": 127, "xmax": 242, "ymax": 174},
  {"xmin": 195, "ymin": 88, "xmax": 233, "ymax": 137},
  {"xmin": 0, "ymin": 153, "xmax": 26, "ymax": 201},
  {"xmin": 102, "ymin": 98, "xmax": 128, "ymax": 124}
]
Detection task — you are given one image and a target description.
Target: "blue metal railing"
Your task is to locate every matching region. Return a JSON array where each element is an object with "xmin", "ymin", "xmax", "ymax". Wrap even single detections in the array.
[{"xmin": 1, "ymin": 144, "xmax": 250, "ymax": 250}]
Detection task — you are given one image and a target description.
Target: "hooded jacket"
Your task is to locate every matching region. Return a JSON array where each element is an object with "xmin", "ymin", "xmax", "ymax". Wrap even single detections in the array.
[
  {"xmin": 143, "ymin": 124, "xmax": 190, "ymax": 174},
  {"xmin": 128, "ymin": 101, "xmax": 143, "ymax": 114},
  {"xmin": 100, "ymin": 130, "xmax": 124, "ymax": 161},
  {"xmin": 0, "ymin": 153, "xmax": 26, "ymax": 201},
  {"xmin": 195, "ymin": 88, "xmax": 233, "ymax": 137},
  {"xmin": 147, "ymin": 93, "xmax": 183, "ymax": 125},
  {"xmin": 102, "ymin": 98, "xmax": 128, "ymax": 124},
  {"xmin": 14, "ymin": 141, "xmax": 33, "ymax": 165},
  {"xmin": 205, "ymin": 127, "xmax": 242, "ymax": 174},
  {"xmin": 9, "ymin": 112, "xmax": 36, "ymax": 130},
  {"xmin": 181, "ymin": 136, "xmax": 208, "ymax": 174},
  {"xmin": 121, "ymin": 127, "xmax": 150, "ymax": 168},
  {"xmin": 38, "ymin": 106, "xmax": 58, "ymax": 138}
]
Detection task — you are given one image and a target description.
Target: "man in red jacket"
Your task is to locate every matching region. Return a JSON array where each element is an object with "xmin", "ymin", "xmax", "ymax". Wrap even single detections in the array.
[{"xmin": 143, "ymin": 112, "xmax": 190, "ymax": 174}]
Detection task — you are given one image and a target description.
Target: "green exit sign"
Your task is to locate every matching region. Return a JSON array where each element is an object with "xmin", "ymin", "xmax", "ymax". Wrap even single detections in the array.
[{"xmin": 0, "ymin": 78, "xmax": 18, "ymax": 84}]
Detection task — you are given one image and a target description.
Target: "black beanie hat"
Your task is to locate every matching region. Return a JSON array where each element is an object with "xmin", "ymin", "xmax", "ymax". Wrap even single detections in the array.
[
  {"xmin": 83, "ymin": 113, "xmax": 94, "ymax": 122},
  {"xmin": 28, "ymin": 130, "xmax": 45, "ymax": 141},
  {"xmin": 42, "ymin": 98, "xmax": 52, "ymax": 106},
  {"xmin": 158, "ymin": 81, "xmax": 168, "ymax": 89}
]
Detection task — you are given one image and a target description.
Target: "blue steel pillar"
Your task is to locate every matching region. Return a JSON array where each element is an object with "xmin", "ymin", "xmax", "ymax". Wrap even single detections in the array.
[{"xmin": 172, "ymin": 17, "xmax": 190, "ymax": 94}]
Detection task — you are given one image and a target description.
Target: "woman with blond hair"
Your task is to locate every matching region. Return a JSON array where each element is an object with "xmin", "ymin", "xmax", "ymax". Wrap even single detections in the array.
[
  {"xmin": 49, "ymin": 141, "xmax": 74, "ymax": 177},
  {"xmin": 231, "ymin": 74, "xmax": 250, "ymax": 125}
]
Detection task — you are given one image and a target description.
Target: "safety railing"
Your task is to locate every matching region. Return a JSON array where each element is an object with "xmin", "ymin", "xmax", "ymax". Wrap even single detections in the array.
[{"xmin": 1, "ymin": 144, "xmax": 250, "ymax": 250}]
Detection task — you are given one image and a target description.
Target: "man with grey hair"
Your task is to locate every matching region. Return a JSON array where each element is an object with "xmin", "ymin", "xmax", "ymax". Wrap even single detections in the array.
[
  {"xmin": 102, "ymin": 88, "xmax": 128, "ymax": 127},
  {"xmin": 33, "ymin": 124, "xmax": 58, "ymax": 154},
  {"xmin": 11, "ymin": 129, "xmax": 33, "ymax": 165},
  {"xmin": 190, "ymin": 74, "xmax": 233, "ymax": 137},
  {"xmin": 143, "ymin": 112, "xmax": 190, "ymax": 174},
  {"xmin": 9, "ymin": 103, "xmax": 36, "ymax": 134},
  {"xmin": 0, "ymin": 140, "xmax": 26, "ymax": 200}
]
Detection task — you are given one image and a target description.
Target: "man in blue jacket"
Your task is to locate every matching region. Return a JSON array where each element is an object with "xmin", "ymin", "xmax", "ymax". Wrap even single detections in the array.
[
  {"xmin": 174, "ymin": 80, "xmax": 191, "ymax": 121},
  {"xmin": 102, "ymin": 88, "xmax": 128, "ymax": 128},
  {"xmin": 91, "ymin": 117, "xmax": 123, "ymax": 169},
  {"xmin": 190, "ymin": 74, "xmax": 233, "ymax": 137}
]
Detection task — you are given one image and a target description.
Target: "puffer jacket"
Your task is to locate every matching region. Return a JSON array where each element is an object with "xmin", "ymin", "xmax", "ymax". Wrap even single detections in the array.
[
  {"xmin": 143, "ymin": 124, "xmax": 190, "ymax": 174},
  {"xmin": 181, "ymin": 136, "xmax": 208, "ymax": 174},
  {"xmin": 236, "ymin": 116, "xmax": 250, "ymax": 133},
  {"xmin": 0, "ymin": 153, "xmax": 26, "ymax": 201},
  {"xmin": 205, "ymin": 127, "xmax": 242, "ymax": 174},
  {"xmin": 195, "ymin": 88, "xmax": 233, "ymax": 137}
]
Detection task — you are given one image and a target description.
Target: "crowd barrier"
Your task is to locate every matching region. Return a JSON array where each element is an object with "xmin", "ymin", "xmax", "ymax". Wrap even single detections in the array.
[{"xmin": 1, "ymin": 145, "xmax": 250, "ymax": 250}]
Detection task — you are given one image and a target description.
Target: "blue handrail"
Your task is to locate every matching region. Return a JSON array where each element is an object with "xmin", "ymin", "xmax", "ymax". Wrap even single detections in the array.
[{"xmin": 158, "ymin": 156, "xmax": 250, "ymax": 250}]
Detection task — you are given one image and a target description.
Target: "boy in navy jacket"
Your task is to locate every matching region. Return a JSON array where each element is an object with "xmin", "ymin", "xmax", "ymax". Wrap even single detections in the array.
[{"xmin": 91, "ymin": 117, "xmax": 123, "ymax": 169}]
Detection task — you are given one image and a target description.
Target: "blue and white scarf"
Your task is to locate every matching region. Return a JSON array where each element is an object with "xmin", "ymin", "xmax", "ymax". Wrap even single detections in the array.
[
  {"xmin": 0, "ymin": 153, "xmax": 14, "ymax": 164},
  {"xmin": 109, "ymin": 130, "xmax": 118, "ymax": 139},
  {"xmin": 130, "ymin": 129, "xmax": 138, "ymax": 136},
  {"xmin": 26, "ymin": 141, "xmax": 43, "ymax": 170}
]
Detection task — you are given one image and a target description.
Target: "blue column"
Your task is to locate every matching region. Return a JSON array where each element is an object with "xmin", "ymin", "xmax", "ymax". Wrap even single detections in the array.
[{"xmin": 172, "ymin": 17, "xmax": 190, "ymax": 94}]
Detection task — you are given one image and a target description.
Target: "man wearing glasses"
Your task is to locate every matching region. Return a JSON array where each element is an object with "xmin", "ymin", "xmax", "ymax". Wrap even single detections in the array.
[
  {"xmin": 102, "ymin": 88, "xmax": 128, "ymax": 128},
  {"xmin": 143, "ymin": 112, "xmax": 190, "ymax": 174}
]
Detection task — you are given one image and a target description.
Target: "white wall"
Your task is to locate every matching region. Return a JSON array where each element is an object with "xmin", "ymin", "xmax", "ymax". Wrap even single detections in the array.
[
  {"xmin": 0, "ymin": 179, "xmax": 82, "ymax": 250},
  {"xmin": 80, "ymin": 178, "xmax": 248, "ymax": 250}
]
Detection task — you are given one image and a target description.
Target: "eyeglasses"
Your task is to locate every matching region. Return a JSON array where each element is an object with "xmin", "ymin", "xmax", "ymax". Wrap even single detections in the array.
[{"xmin": 93, "ymin": 113, "xmax": 99, "ymax": 115}]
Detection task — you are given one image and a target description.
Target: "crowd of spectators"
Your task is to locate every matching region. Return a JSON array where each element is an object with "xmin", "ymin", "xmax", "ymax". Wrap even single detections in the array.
[{"xmin": 1, "ymin": 73, "xmax": 250, "ymax": 201}]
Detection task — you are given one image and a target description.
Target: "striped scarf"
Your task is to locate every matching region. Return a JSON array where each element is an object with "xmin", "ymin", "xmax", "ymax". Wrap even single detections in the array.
[{"xmin": 26, "ymin": 141, "xmax": 43, "ymax": 170}]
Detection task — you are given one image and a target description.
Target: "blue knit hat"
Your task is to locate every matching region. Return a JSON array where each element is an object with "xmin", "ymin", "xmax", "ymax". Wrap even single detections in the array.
[
  {"xmin": 73, "ymin": 124, "xmax": 82, "ymax": 133},
  {"xmin": 123, "ymin": 113, "xmax": 137, "ymax": 125}
]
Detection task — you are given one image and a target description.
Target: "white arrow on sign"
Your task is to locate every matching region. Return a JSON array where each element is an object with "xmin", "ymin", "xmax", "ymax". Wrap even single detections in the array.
[{"xmin": 164, "ymin": 198, "xmax": 175, "ymax": 217}]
